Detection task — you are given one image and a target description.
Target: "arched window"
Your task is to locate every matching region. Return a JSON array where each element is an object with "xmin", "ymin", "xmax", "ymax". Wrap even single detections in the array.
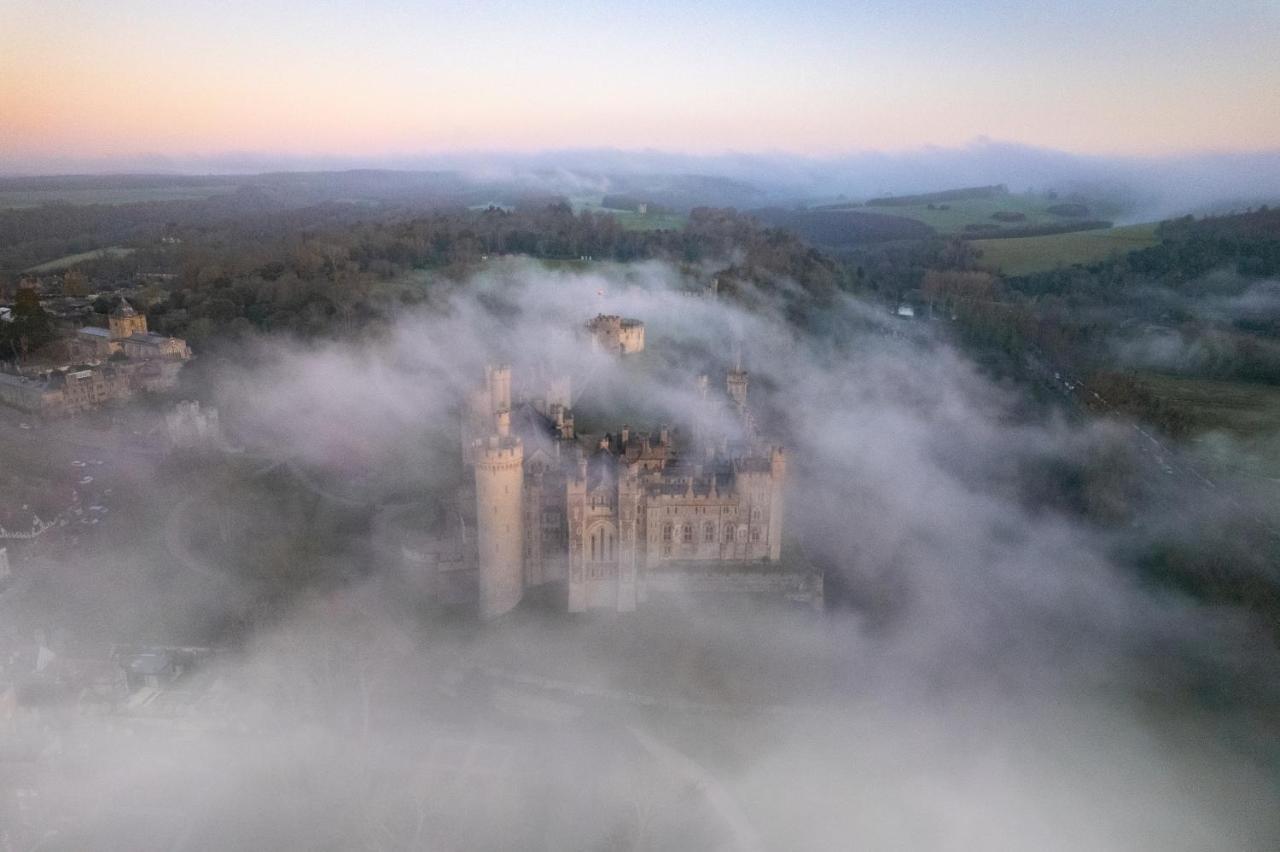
[
  {"xmin": 662, "ymin": 523, "xmax": 673, "ymax": 542},
  {"xmin": 682, "ymin": 524, "xmax": 693, "ymax": 543},
  {"xmin": 589, "ymin": 525, "xmax": 616, "ymax": 562},
  {"xmin": 704, "ymin": 521, "xmax": 716, "ymax": 542},
  {"xmin": 724, "ymin": 523, "xmax": 734, "ymax": 542},
  {"xmin": 751, "ymin": 527, "xmax": 761, "ymax": 543},
  {"xmin": 751, "ymin": 508, "xmax": 762, "ymax": 523}
]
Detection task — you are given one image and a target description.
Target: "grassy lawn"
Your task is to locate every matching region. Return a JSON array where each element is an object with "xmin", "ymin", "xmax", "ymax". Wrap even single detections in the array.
[
  {"xmin": 973, "ymin": 223, "xmax": 1159, "ymax": 275},
  {"xmin": 865, "ymin": 193, "xmax": 1069, "ymax": 233},
  {"xmin": 26, "ymin": 246, "xmax": 135, "ymax": 272},
  {"xmin": 1137, "ymin": 372, "xmax": 1280, "ymax": 479},
  {"xmin": 611, "ymin": 210, "xmax": 687, "ymax": 231},
  {"xmin": 571, "ymin": 196, "xmax": 687, "ymax": 231}
]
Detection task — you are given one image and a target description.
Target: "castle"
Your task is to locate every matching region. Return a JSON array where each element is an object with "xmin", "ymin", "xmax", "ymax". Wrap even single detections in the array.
[
  {"xmin": 74, "ymin": 297, "xmax": 191, "ymax": 362},
  {"xmin": 585, "ymin": 314, "xmax": 646, "ymax": 355},
  {"xmin": 461, "ymin": 356, "xmax": 792, "ymax": 618}
]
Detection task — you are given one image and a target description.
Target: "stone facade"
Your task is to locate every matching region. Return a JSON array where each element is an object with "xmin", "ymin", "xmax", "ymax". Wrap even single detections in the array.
[
  {"xmin": 73, "ymin": 297, "xmax": 191, "ymax": 364},
  {"xmin": 462, "ymin": 355, "xmax": 800, "ymax": 618},
  {"xmin": 585, "ymin": 314, "xmax": 645, "ymax": 355}
]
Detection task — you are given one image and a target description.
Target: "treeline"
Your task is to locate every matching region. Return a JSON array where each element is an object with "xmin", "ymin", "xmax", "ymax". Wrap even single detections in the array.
[
  {"xmin": 107, "ymin": 205, "xmax": 843, "ymax": 347},
  {"xmin": 750, "ymin": 208, "xmax": 937, "ymax": 248},
  {"xmin": 959, "ymin": 219, "xmax": 1113, "ymax": 239},
  {"xmin": 0, "ymin": 188, "xmax": 323, "ymax": 271}
]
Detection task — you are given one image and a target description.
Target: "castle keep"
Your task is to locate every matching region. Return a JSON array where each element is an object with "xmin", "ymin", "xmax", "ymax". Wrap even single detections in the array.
[
  {"xmin": 462, "ymin": 350, "xmax": 795, "ymax": 618},
  {"xmin": 585, "ymin": 314, "xmax": 646, "ymax": 355}
]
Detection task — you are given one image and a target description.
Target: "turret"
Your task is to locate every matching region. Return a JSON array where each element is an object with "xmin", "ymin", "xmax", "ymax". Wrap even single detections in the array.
[
  {"xmin": 768, "ymin": 446, "xmax": 786, "ymax": 561},
  {"xmin": 727, "ymin": 368, "xmax": 748, "ymax": 409},
  {"xmin": 472, "ymin": 433, "xmax": 524, "ymax": 619},
  {"xmin": 485, "ymin": 363, "xmax": 511, "ymax": 415}
]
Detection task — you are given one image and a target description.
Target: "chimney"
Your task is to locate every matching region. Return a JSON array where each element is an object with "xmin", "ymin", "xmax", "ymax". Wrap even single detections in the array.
[{"xmin": 620, "ymin": 424, "xmax": 630, "ymax": 446}]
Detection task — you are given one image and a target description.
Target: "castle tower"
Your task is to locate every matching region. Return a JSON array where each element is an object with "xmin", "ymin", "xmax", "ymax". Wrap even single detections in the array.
[
  {"xmin": 486, "ymin": 364, "xmax": 512, "ymax": 415},
  {"xmin": 108, "ymin": 297, "xmax": 148, "ymax": 339},
  {"xmin": 768, "ymin": 447, "xmax": 786, "ymax": 561},
  {"xmin": 615, "ymin": 461, "xmax": 641, "ymax": 612},
  {"xmin": 566, "ymin": 455, "xmax": 589, "ymax": 612},
  {"xmin": 726, "ymin": 368, "xmax": 748, "ymax": 409},
  {"xmin": 473, "ymin": 433, "xmax": 524, "ymax": 619}
]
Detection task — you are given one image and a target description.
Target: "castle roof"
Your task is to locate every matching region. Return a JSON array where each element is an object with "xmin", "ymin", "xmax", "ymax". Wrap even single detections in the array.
[
  {"xmin": 124, "ymin": 331, "xmax": 174, "ymax": 346},
  {"xmin": 110, "ymin": 297, "xmax": 137, "ymax": 318}
]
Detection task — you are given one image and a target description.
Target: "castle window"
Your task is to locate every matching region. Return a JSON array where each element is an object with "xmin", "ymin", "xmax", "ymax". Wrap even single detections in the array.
[
  {"xmin": 751, "ymin": 508, "xmax": 762, "ymax": 523},
  {"xmin": 662, "ymin": 523, "xmax": 672, "ymax": 542},
  {"xmin": 588, "ymin": 525, "xmax": 616, "ymax": 562},
  {"xmin": 724, "ymin": 523, "xmax": 733, "ymax": 541},
  {"xmin": 751, "ymin": 527, "xmax": 761, "ymax": 542},
  {"xmin": 682, "ymin": 524, "xmax": 693, "ymax": 543},
  {"xmin": 704, "ymin": 522, "xmax": 715, "ymax": 542}
]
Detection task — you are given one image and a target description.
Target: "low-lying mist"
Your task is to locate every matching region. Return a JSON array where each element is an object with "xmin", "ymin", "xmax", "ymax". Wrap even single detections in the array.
[{"xmin": 8, "ymin": 259, "xmax": 1280, "ymax": 850}]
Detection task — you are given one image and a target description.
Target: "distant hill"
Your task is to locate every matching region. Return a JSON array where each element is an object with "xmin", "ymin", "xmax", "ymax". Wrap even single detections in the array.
[{"xmin": 866, "ymin": 185, "xmax": 1008, "ymax": 207}]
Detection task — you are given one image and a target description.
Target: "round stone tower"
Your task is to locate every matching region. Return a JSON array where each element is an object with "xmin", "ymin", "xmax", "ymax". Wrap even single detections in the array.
[{"xmin": 472, "ymin": 432, "xmax": 524, "ymax": 619}]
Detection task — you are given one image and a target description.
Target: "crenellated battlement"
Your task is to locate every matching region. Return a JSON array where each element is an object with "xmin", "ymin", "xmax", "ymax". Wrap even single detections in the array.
[{"xmin": 473, "ymin": 435, "xmax": 524, "ymax": 466}]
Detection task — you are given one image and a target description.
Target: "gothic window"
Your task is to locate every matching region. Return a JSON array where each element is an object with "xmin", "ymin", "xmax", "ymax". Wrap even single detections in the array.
[
  {"xmin": 751, "ymin": 508, "xmax": 762, "ymax": 523},
  {"xmin": 662, "ymin": 523, "xmax": 673, "ymax": 542},
  {"xmin": 704, "ymin": 522, "xmax": 715, "ymax": 542},
  {"xmin": 724, "ymin": 523, "xmax": 734, "ymax": 541},
  {"xmin": 589, "ymin": 525, "xmax": 616, "ymax": 562},
  {"xmin": 682, "ymin": 524, "xmax": 693, "ymax": 543},
  {"xmin": 751, "ymin": 527, "xmax": 761, "ymax": 543}
]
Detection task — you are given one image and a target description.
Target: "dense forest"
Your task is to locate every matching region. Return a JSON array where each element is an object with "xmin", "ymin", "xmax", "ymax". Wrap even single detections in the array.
[
  {"xmin": 845, "ymin": 208, "xmax": 1280, "ymax": 429},
  {"xmin": 2, "ymin": 199, "xmax": 843, "ymax": 349}
]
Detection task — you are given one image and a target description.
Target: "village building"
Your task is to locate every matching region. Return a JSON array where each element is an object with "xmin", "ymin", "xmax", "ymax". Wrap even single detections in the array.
[{"xmin": 73, "ymin": 297, "xmax": 191, "ymax": 362}]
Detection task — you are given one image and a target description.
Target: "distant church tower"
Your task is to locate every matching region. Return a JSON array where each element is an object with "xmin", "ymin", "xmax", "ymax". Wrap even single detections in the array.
[
  {"xmin": 108, "ymin": 297, "xmax": 148, "ymax": 339},
  {"xmin": 472, "ymin": 369, "xmax": 524, "ymax": 619}
]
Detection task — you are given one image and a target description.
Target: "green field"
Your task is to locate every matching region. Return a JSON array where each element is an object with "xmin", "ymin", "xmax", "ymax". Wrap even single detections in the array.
[
  {"xmin": 867, "ymin": 193, "xmax": 1070, "ymax": 233},
  {"xmin": 0, "ymin": 184, "xmax": 238, "ymax": 210},
  {"xmin": 611, "ymin": 209, "xmax": 687, "ymax": 231},
  {"xmin": 26, "ymin": 246, "xmax": 135, "ymax": 272},
  {"xmin": 973, "ymin": 223, "xmax": 1159, "ymax": 275},
  {"xmin": 1138, "ymin": 373, "xmax": 1280, "ymax": 479},
  {"xmin": 571, "ymin": 196, "xmax": 687, "ymax": 231}
]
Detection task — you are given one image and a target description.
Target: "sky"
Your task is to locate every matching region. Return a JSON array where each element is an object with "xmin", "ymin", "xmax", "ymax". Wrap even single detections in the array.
[{"xmin": 2, "ymin": 0, "xmax": 1280, "ymax": 162}]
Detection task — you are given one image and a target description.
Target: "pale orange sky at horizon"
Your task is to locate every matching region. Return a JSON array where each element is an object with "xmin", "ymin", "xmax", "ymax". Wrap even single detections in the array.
[{"xmin": 4, "ymin": 0, "xmax": 1279, "ymax": 162}]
